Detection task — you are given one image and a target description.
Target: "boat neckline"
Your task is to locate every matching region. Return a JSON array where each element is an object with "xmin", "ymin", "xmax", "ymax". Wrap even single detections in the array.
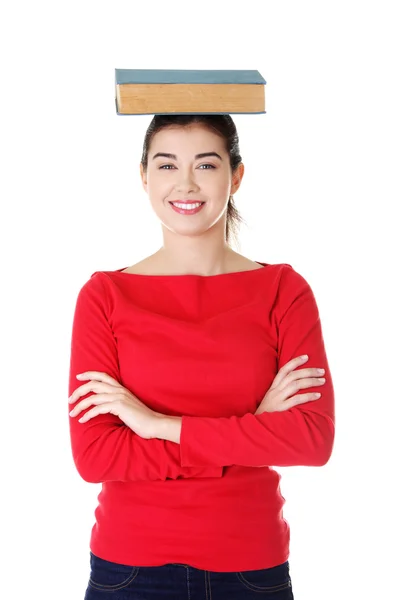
[{"xmin": 109, "ymin": 261, "xmax": 269, "ymax": 279}]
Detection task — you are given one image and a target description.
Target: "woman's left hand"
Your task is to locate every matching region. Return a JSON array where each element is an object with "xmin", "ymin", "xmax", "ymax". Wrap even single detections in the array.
[{"xmin": 68, "ymin": 371, "xmax": 164, "ymax": 439}]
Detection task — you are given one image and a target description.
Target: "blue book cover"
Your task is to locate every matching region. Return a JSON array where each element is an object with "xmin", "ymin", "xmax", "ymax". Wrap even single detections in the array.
[{"xmin": 115, "ymin": 69, "xmax": 266, "ymax": 85}]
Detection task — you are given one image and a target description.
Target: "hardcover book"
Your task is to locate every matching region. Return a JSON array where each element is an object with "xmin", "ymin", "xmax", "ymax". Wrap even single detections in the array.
[{"xmin": 115, "ymin": 69, "xmax": 266, "ymax": 115}]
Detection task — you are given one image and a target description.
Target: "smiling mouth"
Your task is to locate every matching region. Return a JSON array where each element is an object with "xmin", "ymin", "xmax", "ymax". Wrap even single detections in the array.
[
  {"xmin": 169, "ymin": 201, "xmax": 206, "ymax": 214},
  {"xmin": 169, "ymin": 201, "xmax": 205, "ymax": 205}
]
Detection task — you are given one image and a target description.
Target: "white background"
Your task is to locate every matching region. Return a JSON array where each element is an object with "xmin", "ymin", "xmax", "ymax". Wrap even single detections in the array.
[{"xmin": 1, "ymin": 1, "xmax": 399, "ymax": 598}]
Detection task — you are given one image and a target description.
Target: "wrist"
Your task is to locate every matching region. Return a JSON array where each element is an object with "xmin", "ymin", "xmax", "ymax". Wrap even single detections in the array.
[{"xmin": 155, "ymin": 415, "xmax": 182, "ymax": 443}]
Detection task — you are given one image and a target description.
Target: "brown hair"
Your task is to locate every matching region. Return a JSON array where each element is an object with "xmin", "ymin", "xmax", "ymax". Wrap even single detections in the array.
[{"xmin": 140, "ymin": 114, "xmax": 246, "ymax": 248}]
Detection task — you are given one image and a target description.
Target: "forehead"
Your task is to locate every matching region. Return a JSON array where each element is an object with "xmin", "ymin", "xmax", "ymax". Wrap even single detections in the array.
[{"xmin": 151, "ymin": 123, "xmax": 224, "ymax": 149}]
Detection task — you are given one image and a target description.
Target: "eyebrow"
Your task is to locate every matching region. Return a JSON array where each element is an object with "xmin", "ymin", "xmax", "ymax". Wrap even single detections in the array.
[{"xmin": 152, "ymin": 151, "xmax": 223, "ymax": 161}]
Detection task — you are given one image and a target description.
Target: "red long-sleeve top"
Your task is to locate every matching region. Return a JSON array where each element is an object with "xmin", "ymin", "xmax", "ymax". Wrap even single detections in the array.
[{"xmin": 67, "ymin": 262, "xmax": 335, "ymax": 572}]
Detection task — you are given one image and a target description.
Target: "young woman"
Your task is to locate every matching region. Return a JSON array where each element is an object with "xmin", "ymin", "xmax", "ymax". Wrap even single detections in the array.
[{"xmin": 68, "ymin": 114, "xmax": 335, "ymax": 599}]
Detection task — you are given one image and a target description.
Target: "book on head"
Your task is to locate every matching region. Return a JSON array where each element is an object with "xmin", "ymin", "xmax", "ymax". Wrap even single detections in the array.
[{"xmin": 115, "ymin": 69, "xmax": 267, "ymax": 116}]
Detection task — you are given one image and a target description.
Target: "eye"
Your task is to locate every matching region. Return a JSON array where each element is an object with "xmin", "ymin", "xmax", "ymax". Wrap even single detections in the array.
[{"xmin": 158, "ymin": 164, "xmax": 216, "ymax": 170}]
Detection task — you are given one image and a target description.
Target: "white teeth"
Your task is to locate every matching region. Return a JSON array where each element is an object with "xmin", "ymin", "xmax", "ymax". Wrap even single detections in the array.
[{"xmin": 172, "ymin": 202, "xmax": 203, "ymax": 210}]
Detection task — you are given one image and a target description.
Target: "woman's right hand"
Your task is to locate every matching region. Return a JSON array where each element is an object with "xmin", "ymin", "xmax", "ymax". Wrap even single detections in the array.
[{"xmin": 254, "ymin": 355, "xmax": 326, "ymax": 415}]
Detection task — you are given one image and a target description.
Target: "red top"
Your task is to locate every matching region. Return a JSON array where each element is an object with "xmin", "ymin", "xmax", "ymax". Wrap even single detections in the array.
[{"xmin": 67, "ymin": 262, "xmax": 335, "ymax": 572}]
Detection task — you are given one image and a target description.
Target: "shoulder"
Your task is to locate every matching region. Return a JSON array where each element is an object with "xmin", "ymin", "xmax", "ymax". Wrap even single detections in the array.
[
  {"xmin": 74, "ymin": 270, "xmax": 113, "ymax": 311},
  {"xmin": 273, "ymin": 263, "xmax": 320, "ymax": 320},
  {"xmin": 275, "ymin": 262, "xmax": 310, "ymax": 287}
]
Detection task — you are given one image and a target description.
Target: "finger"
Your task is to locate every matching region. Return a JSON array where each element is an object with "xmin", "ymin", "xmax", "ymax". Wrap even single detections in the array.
[
  {"xmin": 283, "ymin": 392, "xmax": 321, "ymax": 410},
  {"xmin": 70, "ymin": 393, "xmax": 120, "ymax": 416},
  {"xmin": 284, "ymin": 376, "xmax": 325, "ymax": 397},
  {"xmin": 78, "ymin": 402, "xmax": 121, "ymax": 423},
  {"xmin": 69, "ymin": 380, "xmax": 120, "ymax": 404},
  {"xmin": 77, "ymin": 371, "xmax": 122, "ymax": 387},
  {"xmin": 271, "ymin": 355, "xmax": 309, "ymax": 390},
  {"xmin": 286, "ymin": 367, "xmax": 325, "ymax": 382}
]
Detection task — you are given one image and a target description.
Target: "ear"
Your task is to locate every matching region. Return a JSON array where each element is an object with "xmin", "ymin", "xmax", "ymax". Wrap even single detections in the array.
[
  {"xmin": 140, "ymin": 163, "xmax": 148, "ymax": 191},
  {"xmin": 230, "ymin": 162, "xmax": 245, "ymax": 195}
]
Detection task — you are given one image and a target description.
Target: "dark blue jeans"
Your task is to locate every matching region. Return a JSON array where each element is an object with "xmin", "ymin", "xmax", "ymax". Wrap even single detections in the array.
[{"xmin": 84, "ymin": 551, "xmax": 294, "ymax": 599}]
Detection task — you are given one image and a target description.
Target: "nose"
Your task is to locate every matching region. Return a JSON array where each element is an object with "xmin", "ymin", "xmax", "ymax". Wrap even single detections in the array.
[{"xmin": 175, "ymin": 171, "xmax": 200, "ymax": 195}]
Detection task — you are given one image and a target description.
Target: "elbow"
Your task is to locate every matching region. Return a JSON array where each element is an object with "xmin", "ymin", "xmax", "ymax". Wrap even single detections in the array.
[
  {"xmin": 313, "ymin": 444, "xmax": 334, "ymax": 466},
  {"xmin": 73, "ymin": 452, "xmax": 103, "ymax": 484},
  {"xmin": 70, "ymin": 425, "xmax": 128, "ymax": 483},
  {"xmin": 309, "ymin": 417, "xmax": 335, "ymax": 466},
  {"xmin": 75, "ymin": 460, "xmax": 101, "ymax": 484},
  {"xmin": 294, "ymin": 411, "xmax": 335, "ymax": 466},
  {"xmin": 79, "ymin": 472, "xmax": 101, "ymax": 484}
]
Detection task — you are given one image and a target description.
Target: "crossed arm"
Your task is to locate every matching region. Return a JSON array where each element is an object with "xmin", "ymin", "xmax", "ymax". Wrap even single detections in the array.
[{"xmin": 68, "ymin": 269, "xmax": 335, "ymax": 483}]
